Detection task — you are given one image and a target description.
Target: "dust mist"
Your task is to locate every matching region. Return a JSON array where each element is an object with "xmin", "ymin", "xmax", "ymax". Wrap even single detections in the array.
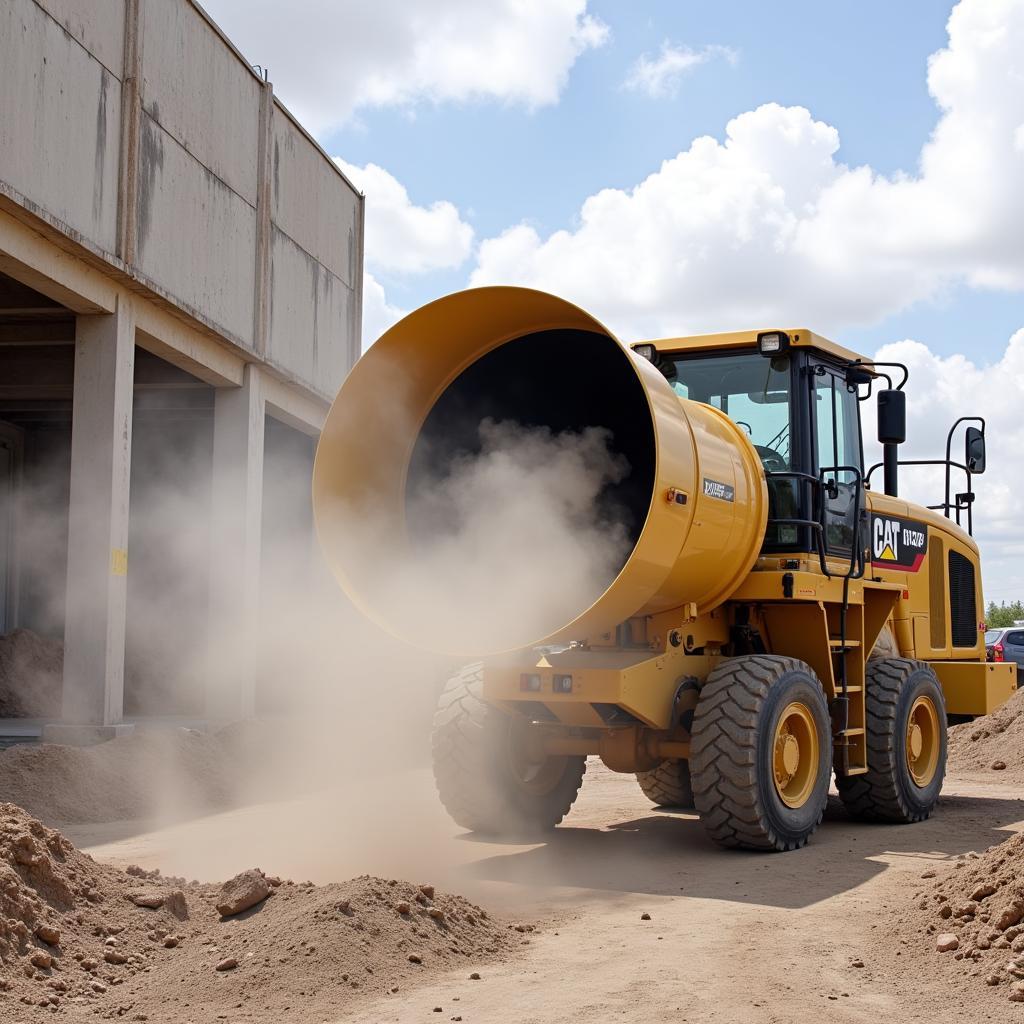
[
  {"xmin": 2, "ymin": 409, "xmax": 637, "ymax": 890},
  {"xmin": 212, "ymin": 414, "xmax": 634, "ymax": 787},
  {"xmin": 144, "ymin": 415, "xmax": 634, "ymax": 889},
  {"xmin": 348, "ymin": 418, "xmax": 632, "ymax": 653}
]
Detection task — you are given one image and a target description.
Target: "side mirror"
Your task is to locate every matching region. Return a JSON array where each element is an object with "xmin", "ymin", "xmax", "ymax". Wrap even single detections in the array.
[
  {"xmin": 966, "ymin": 426, "xmax": 986, "ymax": 474},
  {"xmin": 877, "ymin": 389, "xmax": 906, "ymax": 445}
]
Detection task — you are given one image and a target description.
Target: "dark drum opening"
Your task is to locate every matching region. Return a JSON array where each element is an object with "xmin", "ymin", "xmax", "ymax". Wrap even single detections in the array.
[{"xmin": 405, "ymin": 328, "xmax": 656, "ymax": 577}]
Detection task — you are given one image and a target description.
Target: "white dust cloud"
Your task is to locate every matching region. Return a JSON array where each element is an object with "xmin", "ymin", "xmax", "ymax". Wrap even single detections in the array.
[{"xmin": 339, "ymin": 418, "xmax": 634, "ymax": 654}]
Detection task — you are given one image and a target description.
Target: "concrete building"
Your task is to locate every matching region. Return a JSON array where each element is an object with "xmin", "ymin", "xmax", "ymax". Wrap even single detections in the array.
[{"xmin": 0, "ymin": 0, "xmax": 364, "ymax": 740}]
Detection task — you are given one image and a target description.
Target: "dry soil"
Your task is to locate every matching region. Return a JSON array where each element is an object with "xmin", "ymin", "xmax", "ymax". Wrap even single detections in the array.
[
  {"xmin": 47, "ymin": 760, "xmax": 1024, "ymax": 1024},
  {"xmin": 949, "ymin": 681, "xmax": 1024, "ymax": 777},
  {"xmin": 0, "ymin": 802, "xmax": 520, "ymax": 1023},
  {"xmin": 0, "ymin": 630, "xmax": 62, "ymax": 719},
  {"xmin": 1, "ymin": 696, "xmax": 1022, "ymax": 1023}
]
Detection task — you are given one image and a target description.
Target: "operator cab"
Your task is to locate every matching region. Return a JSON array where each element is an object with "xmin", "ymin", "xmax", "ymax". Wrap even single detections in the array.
[{"xmin": 632, "ymin": 329, "xmax": 870, "ymax": 569}]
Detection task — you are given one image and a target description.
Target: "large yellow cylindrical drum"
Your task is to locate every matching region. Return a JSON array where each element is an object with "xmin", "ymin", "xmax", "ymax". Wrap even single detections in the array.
[{"xmin": 313, "ymin": 287, "xmax": 767, "ymax": 655}]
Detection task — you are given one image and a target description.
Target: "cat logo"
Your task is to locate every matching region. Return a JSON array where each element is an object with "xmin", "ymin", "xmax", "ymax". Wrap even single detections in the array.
[{"xmin": 871, "ymin": 513, "xmax": 928, "ymax": 572}]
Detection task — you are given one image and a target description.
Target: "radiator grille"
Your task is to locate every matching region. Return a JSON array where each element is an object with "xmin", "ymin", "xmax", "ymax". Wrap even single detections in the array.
[{"xmin": 948, "ymin": 550, "xmax": 977, "ymax": 648}]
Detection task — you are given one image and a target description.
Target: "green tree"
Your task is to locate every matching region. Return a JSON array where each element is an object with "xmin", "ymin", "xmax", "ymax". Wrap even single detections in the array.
[{"xmin": 985, "ymin": 600, "xmax": 1024, "ymax": 628}]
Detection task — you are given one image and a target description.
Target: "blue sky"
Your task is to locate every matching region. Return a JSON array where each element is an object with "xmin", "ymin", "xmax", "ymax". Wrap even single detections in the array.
[
  {"xmin": 325, "ymin": 1, "xmax": 952, "ymax": 233},
  {"xmin": 308, "ymin": 0, "xmax": 1021, "ymax": 357},
  {"xmin": 206, "ymin": 0, "xmax": 1024, "ymax": 599}
]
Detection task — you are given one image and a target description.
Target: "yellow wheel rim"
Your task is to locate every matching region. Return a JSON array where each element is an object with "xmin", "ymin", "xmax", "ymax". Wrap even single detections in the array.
[
  {"xmin": 906, "ymin": 695, "xmax": 940, "ymax": 788},
  {"xmin": 772, "ymin": 702, "xmax": 819, "ymax": 809}
]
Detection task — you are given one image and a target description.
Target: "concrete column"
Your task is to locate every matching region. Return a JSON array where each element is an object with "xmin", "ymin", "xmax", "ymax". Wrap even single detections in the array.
[
  {"xmin": 50, "ymin": 300, "xmax": 136, "ymax": 740},
  {"xmin": 207, "ymin": 364, "xmax": 265, "ymax": 721}
]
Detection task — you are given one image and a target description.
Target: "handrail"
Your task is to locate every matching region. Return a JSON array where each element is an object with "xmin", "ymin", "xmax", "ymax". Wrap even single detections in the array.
[{"xmin": 765, "ymin": 466, "xmax": 865, "ymax": 581}]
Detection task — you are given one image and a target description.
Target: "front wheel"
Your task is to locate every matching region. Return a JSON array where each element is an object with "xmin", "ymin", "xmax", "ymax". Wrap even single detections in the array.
[
  {"xmin": 836, "ymin": 658, "xmax": 946, "ymax": 823},
  {"xmin": 690, "ymin": 656, "xmax": 832, "ymax": 852},
  {"xmin": 431, "ymin": 663, "xmax": 585, "ymax": 835}
]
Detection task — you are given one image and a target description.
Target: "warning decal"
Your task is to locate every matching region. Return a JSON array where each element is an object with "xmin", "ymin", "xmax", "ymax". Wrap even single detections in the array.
[
  {"xmin": 702, "ymin": 478, "xmax": 735, "ymax": 502},
  {"xmin": 870, "ymin": 513, "xmax": 928, "ymax": 571}
]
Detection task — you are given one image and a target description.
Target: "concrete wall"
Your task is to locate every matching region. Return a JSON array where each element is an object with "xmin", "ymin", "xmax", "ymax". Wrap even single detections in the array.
[
  {"xmin": 135, "ymin": 0, "xmax": 260, "ymax": 346},
  {"xmin": 1, "ymin": 0, "xmax": 123, "ymax": 251},
  {"xmin": 268, "ymin": 108, "xmax": 362, "ymax": 395},
  {"xmin": 0, "ymin": 0, "xmax": 363, "ymax": 399}
]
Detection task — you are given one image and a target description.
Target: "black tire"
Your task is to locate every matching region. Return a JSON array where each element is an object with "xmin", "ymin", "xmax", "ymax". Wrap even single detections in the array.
[
  {"xmin": 636, "ymin": 760, "xmax": 695, "ymax": 809},
  {"xmin": 836, "ymin": 658, "xmax": 946, "ymax": 823},
  {"xmin": 690, "ymin": 655, "xmax": 832, "ymax": 852},
  {"xmin": 431, "ymin": 663, "xmax": 585, "ymax": 835}
]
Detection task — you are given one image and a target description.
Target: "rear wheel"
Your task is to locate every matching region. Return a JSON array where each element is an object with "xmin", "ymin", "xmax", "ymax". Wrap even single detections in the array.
[
  {"xmin": 636, "ymin": 759, "xmax": 694, "ymax": 809},
  {"xmin": 431, "ymin": 663, "xmax": 585, "ymax": 835},
  {"xmin": 690, "ymin": 655, "xmax": 832, "ymax": 852},
  {"xmin": 836, "ymin": 658, "xmax": 946, "ymax": 823}
]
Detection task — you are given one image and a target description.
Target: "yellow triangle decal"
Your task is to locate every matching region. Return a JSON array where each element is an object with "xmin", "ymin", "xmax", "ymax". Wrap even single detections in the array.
[{"xmin": 879, "ymin": 544, "xmax": 896, "ymax": 560}]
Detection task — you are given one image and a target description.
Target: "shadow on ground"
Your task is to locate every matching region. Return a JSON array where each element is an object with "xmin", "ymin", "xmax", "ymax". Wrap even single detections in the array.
[{"xmin": 458, "ymin": 789, "xmax": 1024, "ymax": 909}]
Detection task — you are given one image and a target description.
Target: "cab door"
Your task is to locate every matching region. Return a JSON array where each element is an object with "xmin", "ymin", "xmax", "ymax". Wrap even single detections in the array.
[{"xmin": 809, "ymin": 361, "xmax": 863, "ymax": 562}]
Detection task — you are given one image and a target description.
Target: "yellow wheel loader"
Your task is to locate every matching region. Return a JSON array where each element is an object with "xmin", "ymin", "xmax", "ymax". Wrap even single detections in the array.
[{"xmin": 313, "ymin": 287, "xmax": 1016, "ymax": 852}]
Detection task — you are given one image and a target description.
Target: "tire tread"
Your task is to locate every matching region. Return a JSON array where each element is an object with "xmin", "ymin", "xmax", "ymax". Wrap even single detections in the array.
[
  {"xmin": 431, "ymin": 663, "xmax": 585, "ymax": 834},
  {"xmin": 691, "ymin": 655, "xmax": 831, "ymax": 852}
]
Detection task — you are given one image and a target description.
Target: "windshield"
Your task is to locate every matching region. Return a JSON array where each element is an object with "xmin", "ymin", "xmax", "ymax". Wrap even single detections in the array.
[
  {"xmin": 985, "ymin": 630, "xmax": 1003, "ymax": 644},
  {"xmin": 667, "ymin": 351, "xmax": 792, "ymax": 470}
]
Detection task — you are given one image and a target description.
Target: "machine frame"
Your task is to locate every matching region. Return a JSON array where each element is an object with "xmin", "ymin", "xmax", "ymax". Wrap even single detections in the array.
[{"xmin": 480, "ymin": 328, "xmax": 1015, "ymax": 781}]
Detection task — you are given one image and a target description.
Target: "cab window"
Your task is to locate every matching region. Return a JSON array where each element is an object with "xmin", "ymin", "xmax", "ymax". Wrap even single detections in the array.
[{"xmin": 669, "ymin": 352, "xmax": 792, "ymax": 471}]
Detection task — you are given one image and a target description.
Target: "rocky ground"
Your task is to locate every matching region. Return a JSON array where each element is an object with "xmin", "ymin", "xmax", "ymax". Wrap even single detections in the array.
[
  {"xmin": 0, "ymin": 803, "xmax": 522, "ymax": 1023},
  {"xmin": 884, "ymin": 683, "xmax": 1024, "ymax": 1013},
  {"xmin": 898, "ymin": 833, "xmax": 1024, "ymax": 1006},
  {"xmin": 0, "ymin": 671, "xmax": 1019, "ymax": 1022}
]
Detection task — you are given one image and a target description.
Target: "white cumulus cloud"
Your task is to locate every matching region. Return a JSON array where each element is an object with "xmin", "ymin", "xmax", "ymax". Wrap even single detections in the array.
[
  {"xmin": 335, "ymin": 160, "xmax": 474, "ymax": 275},
  {"xmin": 472, "ymin": 0, "xmax": 1024, "ymax": 341},
  {"xmin": 360, "ymin": 272, "xmax": 407, "ymax": 350},
  {"xmin": 202, "ymin": 0, "xmax": 609, "ymax": 134},
  {"xmin": 624, "ymin": 42, "xmax": 738, "ymax": 99},
  {"xmin": 332, "ymin": 160, "xmax": 472, "ymax": 348}
]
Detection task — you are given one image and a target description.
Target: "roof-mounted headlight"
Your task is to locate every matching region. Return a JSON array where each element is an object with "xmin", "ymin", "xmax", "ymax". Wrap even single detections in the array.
[{"xmin": 757, "ymin": 331, "xmax": 791, "ymax": 356}]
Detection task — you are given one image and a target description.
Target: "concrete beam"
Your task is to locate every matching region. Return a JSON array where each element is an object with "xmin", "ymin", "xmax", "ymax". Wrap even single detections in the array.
[
  {"xmin": 207, "ymin": 363, "xmax": 265, "ymax": 720},
  {"xmin": 263, "ymin": 374, "xmax": 328, "ymax": 437},
  {"xmin": 0, "ymin": 205, "xmax": 117, "ymax": 313},
  {"xmin": 60, "ymin": 299, "xmax": 136, "ymax": 728},
  {"xmin": 134, "ymin": 305, "xmax": 245, "ymax": 388}
]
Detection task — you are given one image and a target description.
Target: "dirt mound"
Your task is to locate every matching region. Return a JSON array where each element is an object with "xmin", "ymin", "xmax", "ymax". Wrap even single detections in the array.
[
  {"xmin": 0, "ymin": 629, "xmax": 63, "ymax": 718},
  {"xmin": 897, "ymin": 832, "xmax": 1024, "ymax": 1006},
  {"xmin": 0, "ymin": 729, "xmax": 237, "ymax": 827},
  {"xmin": 948, "ymin": 684, "xmax": 1024, "ymax": 776},
  {"xmin": 0, "ymin": 802, "xmax": 521, "ymax": 1021}
]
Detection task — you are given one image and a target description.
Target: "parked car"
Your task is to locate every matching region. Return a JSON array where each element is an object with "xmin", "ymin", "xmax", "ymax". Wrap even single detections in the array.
[{"xmin": 985, "ymin": 626, "xmax": 1024, "ymax": 667}]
